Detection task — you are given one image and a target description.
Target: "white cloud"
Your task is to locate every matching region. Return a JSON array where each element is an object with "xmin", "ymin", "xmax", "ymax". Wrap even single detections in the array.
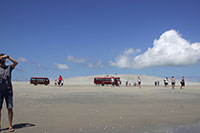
[
  {"xmin": 110, "ymin": 48, "xmax": 141, "ymax": 68},
  {"xmin": 17, "ymin": 57, "xmax": 28, "ymax": 62},
  {"xmin": 124, "ymin": 48, "xmax": 141, "ymax": 55},
  {"xmin": 55, "ymin": 63, "xmax": 70, "ymax": 70},
  {"xmin": 110, "ymin": 30, "xmax": 200, "ymax": 69},
  {"xmin": 66, "ymin": 56, "xmax": 86, "ymax": 63},
  {"xmin": 88, "ymin": 61, "xmax": 104, "ymax": 68}
]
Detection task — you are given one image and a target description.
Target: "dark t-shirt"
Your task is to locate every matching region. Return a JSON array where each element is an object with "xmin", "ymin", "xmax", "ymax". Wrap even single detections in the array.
[{"xmin": 0, "ymin": 65, "xmax": 14, "ymax": 90}]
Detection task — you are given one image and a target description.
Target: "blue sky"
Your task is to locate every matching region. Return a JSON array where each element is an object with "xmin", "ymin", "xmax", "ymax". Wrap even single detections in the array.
[{"xmin": 1, "ymin": 0, "xmax": 200, "ymax": 81}]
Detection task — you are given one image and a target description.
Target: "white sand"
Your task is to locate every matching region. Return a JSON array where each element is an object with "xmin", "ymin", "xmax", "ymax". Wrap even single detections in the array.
[{"xmin": 0, "ymin": 81, "xmax": 200, "ymax": 133}]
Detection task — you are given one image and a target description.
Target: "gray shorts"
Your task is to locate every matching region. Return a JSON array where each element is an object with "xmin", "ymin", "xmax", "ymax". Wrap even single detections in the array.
[{"xmin": 0, "ymin": 89, "xmax": 13, "ymax": 109}]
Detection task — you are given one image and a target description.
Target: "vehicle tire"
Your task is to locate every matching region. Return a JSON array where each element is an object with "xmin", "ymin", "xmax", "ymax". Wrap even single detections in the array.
[{"xmin": 101, "ymin": 84, "xmax": 104, "ymax": 86}]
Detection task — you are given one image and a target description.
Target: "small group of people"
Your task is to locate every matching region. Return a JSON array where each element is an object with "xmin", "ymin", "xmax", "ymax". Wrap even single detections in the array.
[
  {"xmin": 54, "ymin": 75, "xmax": 64, "ymax": 87},
  {"xmin": 111, "ymin": 77, "xmax": 121, "ymax": 87},
  {"xmin": 125, "ymin": 76, "xmax": 141, "ymax": 88},
  {"xmin": 163, "ymin": 76, "xmax": 185, "ymax": 89},
  {"xmin": 125, "ymin": 81, "xmax": 137, "ymax": 87}
]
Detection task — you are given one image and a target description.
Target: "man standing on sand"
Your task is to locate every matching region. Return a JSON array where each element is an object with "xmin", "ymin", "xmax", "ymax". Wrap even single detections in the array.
[
  {"xmin": 54, "ymin": 79, "xmax": 57, "ymax": 86},
  {"xmin": 171, "ymin": 76, "xmax": 176, "ymax": 89},
  {"xmin": 111, "ymin": 77, "xmax": 114, "ymax": 87},
  {"xmin": 0, "ymin": 54, "xmax": 18, "ymax": 132},
  {"xmin": 180, "ymin": 76, "xmax": 185, "ymax": 89},
  {"xmin": 164, "ymin": 77, "xmax": 168, "ymax": 87},
  {"xmin": 137, "ymin": 76, "xmax": 141, "ymax": 88},
  {"xmin": 58, "ymin": 75, "xmax": 62, "ymax": 87}
]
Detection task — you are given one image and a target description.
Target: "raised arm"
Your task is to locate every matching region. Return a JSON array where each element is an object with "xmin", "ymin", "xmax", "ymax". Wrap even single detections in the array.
[
  {"xmin": 1, "ymin": 54, "xmax": 18, "ymax": 68},
  {"xmin": 8, "ymin": 56, "xmax": 18, "ymax": 68},
  {"xmin": 5, "ymin": 55, "xmax": 18, "ymax": 68}
]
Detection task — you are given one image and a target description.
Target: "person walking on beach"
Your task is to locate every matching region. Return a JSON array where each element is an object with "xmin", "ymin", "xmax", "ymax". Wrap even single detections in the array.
[
  {"xmin": 164, "ymin": 77, "xmax": 168, "ymax": 87},
  {"xmin": 0, "ymin": 54, "xmax": 18, "ymax": 132},
  {"xmin": 180, "ymin": 76, "xmax": 185, "ymax": 89},
  {"xmin": 61, "ymin": 80, "xmax": 64, "ymax": 86},
  {"xmin": 58, "ymin": 75, "xmax": 62, "ymax": 87},
  {"xmin": 155, "ymin": 81, "xmax": 157, "ymax": 86},
  {"xmin": 137, "ymin": 76, "xmax": 141, "ymax": 88},
  {"xmin": 54, "ymin": 79, "xmax": 57, "ymax": 86},
  {"xmin": 134, "ymin": 82, "xmax": 137, "ymax": 87},
  {"xmin": 171, "ymin": 76, "xmax": 176, "ymax": 89},
  {"xmin": 126, "ymin": 81, "xmax": 128, "ymax": 87},
  {"xmin": 111, "ymin": 77, "xmax": 114, "ymax": 87}
]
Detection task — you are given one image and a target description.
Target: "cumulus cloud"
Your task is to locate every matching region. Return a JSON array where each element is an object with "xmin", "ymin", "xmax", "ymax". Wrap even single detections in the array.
[
  {"xmin": 88, "ymin": 61, "xmax": 104, "ymax": 68},
  {"xmin": 110, "ymin": 30, "xmax": 200, "ymax": 69},
  {"xmin": 66, "ymin": 56, "xmax": 86, "ymax": 63},
  {"xmin": 17, "ymin": 57, "xmax": 28, "ymax": 62},
  {"xmin": 55, "ymin": 63, "xmax": 70, "ymax": 70},
  {"xmin": 110, "ymin": 48, "xmax": 141, "ymax": 68}
]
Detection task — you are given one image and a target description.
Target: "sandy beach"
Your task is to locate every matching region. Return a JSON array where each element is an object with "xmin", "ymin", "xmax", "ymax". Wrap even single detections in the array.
[
  {"xmin": 2, "ymin": 0, "xmax": 200, "ymax": 132},
  {"xmin": 0, "ymin": 81, "xmax": 200, "ymax": 133}
]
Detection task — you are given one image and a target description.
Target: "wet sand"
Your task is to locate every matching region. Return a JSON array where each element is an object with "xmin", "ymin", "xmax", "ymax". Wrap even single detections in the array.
[{"xmin": 1, "ymin": 83, "xmax": 200, "ymax": 133}]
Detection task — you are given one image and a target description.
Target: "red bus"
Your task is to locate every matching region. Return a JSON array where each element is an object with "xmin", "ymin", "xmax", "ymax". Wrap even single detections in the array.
[
  {"xmin": 94, "ymin": 77, "xmax": 121, "ymax": 86},
  {"xmin": 30, "ymin": 77, "xmax": 50, "ymax": 86}
]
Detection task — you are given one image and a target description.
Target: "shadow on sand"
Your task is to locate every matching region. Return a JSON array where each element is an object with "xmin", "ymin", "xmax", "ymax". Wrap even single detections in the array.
[{"xmin": 0, "ymin": 123, "xmax": 35, "ymax": 132}]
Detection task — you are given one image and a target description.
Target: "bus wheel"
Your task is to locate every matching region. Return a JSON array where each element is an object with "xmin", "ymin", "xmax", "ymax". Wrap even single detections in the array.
[{"xmin": 101, "ymin": 84, "xmax": 104, "ymax": 86}]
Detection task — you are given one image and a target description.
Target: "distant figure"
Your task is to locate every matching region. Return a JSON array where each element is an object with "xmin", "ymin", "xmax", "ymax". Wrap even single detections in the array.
[
  {"xmin": 171, "ymin": 76, "xmax": 176, "ymax": 89},
  {"xmin": 137, "ymin": 76, "xmax": 141, "ymax": 88},
  {"xmin": 114, "ymin": 78, "xmax": 118, "ymax": 86},
  {"xmin": 164, "ymin": 77, "xmax": 168, "ymax": 87},
  {"xmin": 155, "ymin": 81, "xmax": 157, "ymax": 86},
  {"xmin": 54, "ymin": 79, "xmax": 57, "ymax": 86},
  {"xmin": 134, "ymin": 82, "xmax": 137, "ymax": 87},
  {"xmin": 126, "ymin": 81, "xmax": 128, "ymax": 87},
  {"xmin": 117, "ymin": 79, "xmax": 121, "ymax": 87},
  {"xmin": 61, "ymin": 80, "xmax": 64, "ymax": 86},
  {"xmin": 111, "ymin": 77, "xmax": 114, "ymax": 87},
  {"xmin": 129, "ymin": 83, "xmax": 131, "ymax": 87},
  {"xmin": 58, "ymin": 75, "xmax": 63, "ymax": 86},
  {"xmin": 157, "ymin": 80, "xmax": 159, "ymax": 86},
  {"xmin": 180, "ymin": 76, "xmax": 185, "ymax": 89}
]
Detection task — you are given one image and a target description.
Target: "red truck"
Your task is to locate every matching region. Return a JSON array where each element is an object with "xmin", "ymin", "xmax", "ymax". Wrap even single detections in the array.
[
  {"xmin": 30, "ymin": 77, "xmax": 50, "ymax": 86},
  {"xmin": 94, "ymin": 77, "xmax": 121, "ymax": 86}
]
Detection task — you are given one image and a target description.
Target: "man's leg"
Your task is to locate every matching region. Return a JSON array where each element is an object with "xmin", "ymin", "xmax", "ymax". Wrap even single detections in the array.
[
  {"xmin": 8, "ymin": 108, "xmax": 13, "ymax": 129},
  {"xmin": 0, "ymin": 93, "xmax": 3, "ymax": 131},
  {"xmin": 5, "ymin": 90, "xmax": 14, "ymax": 131}
]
